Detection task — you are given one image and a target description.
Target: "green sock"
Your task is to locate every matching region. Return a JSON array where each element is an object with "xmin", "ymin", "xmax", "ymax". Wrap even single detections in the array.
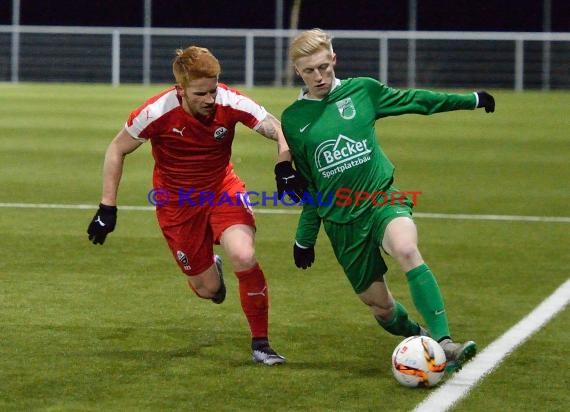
[
  {"xmin": 376, "ymin": 301, "xmax": 421, "ymax": 337},
  {"xmin": 406, "ymin": 263, "xmax": 450, "ymax": 341}
]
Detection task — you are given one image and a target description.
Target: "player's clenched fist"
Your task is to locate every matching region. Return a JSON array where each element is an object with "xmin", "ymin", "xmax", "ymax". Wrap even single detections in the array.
[
  {"xmin": 476, "ymin": 91, "xmax": 495, "ymax": 113},
  {"xmin": 274, "ymin": 161, "xmax": 307, "ymax": 203},
  {"xmin": 293, "ymin": 243, "xmax": 315, "ymax": 269},
  {"xmin": 87, "ymin": 203, "xmax": 117, "ymax": 245}
]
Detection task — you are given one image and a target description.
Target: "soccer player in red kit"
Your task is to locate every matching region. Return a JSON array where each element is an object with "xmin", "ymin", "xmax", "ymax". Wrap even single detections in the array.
[{"xmin": 87, "ymin": 46, "xmax": 305, "ymax": 365}]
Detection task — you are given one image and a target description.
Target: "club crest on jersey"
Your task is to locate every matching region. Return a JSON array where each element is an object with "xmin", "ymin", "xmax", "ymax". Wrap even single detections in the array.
[
  {"xmin": 314, "ymin": 134, "xmax": 372, "ymax": 178},
  {"xmin": 213, "ymin": 127, "xmax": 228, "ymax": 141},
  {"xmin": 336, "ymin": 97, "xmax": 356, "ymax": 120},
  {"xmin": 176, "ymin": 250, "xmax": 191, "ymax": 271}
]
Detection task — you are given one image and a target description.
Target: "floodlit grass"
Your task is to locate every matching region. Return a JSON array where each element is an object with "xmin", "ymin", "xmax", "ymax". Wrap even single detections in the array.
[{"xmin": 0, "ymin": 83, "xmax": 569, "ymax": 411}]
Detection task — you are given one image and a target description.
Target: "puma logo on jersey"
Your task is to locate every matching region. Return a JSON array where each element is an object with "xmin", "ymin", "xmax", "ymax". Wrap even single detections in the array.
[{"xmin": 172, "ymin": 127, "xmax": 186, "ymax": 136}]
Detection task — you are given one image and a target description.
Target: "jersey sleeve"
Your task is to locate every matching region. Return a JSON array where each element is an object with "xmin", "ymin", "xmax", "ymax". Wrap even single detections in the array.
[
  {"xmin": 364, "ymin": 78, "xmax": 477, "ymax": 118},
  {"xmin": 125, "ymin": 88, "xmax": 179, "ymax": 141},
  {"xmin": 216, "ymin": 84, "xmax": 268, "ymax": 130},
  {"xmin": 295, "ymin": 199, "xmax": 321, "ymax": 248},
  {"xmin": 125, "ymin": 110, "xmax": 153, "ymax": 142},
  {"xmin": 283, "ymin": 116, "xmax": 322, "ymax": 247}
]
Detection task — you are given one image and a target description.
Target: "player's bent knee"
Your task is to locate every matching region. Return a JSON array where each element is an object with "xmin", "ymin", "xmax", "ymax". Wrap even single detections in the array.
[
  {"xmin": 391, "ymin": 243, "xmax": 420, "ymax": 264},
  {"xmin": 227, "ymin": 250, "xmax": 256, "ymax": 271}
]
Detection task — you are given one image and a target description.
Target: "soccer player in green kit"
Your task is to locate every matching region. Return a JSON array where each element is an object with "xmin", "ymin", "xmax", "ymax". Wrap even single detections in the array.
[{"xmin": 277, "ymin": 28, "xmax": 495, "ymax": 372}]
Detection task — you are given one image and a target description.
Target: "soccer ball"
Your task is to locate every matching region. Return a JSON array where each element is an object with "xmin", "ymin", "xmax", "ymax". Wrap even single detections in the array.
[{"xmin": 391, "ymin": 336, "xmax": 446, "ymax": 388}]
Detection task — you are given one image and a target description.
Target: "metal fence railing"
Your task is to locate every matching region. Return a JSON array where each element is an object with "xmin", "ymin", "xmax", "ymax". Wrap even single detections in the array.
[{"xmin": 1, "ymin": 26, "xmax": 569, "ymax": 90}]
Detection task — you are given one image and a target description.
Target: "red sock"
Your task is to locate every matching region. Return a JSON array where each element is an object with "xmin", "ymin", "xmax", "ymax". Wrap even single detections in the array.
[{"xmin": 235, "ymin": 263, "xmax": 269, "ymax": 338}]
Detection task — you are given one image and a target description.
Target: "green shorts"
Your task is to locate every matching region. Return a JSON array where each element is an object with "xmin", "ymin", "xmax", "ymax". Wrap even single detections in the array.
[{"xmin": 322, "ymin": 186, "xmax": 413, "ymax": 294}]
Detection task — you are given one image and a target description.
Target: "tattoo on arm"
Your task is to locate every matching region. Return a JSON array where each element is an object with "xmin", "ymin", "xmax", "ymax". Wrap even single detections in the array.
[
  {"xmin": 256, "ymin": 114, "xmax": 280, "ymax": 141},
  {"xmin": 256, "ymin": 113, "xmax": 292, "ymax": 161}
]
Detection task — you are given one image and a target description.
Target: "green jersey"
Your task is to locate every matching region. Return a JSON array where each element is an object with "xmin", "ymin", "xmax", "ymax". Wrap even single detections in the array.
[{"xmin": 281, "ymin": 77, "xmax": 476, "ymax": 246}]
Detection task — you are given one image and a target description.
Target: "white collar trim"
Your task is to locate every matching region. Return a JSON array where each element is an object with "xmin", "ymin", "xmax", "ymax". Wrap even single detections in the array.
[{"xmin": 298, "ymin": 78, "xmax": 341, "ymax": 101}]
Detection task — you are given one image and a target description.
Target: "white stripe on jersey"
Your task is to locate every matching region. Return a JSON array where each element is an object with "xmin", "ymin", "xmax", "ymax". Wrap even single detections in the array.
[
  {"xmin": 215, "ymin": 85, "xmax": 267, "ymax": 130},
  {"xmin": 125, "ymin": 84, "xmax": 267, "ymax": 141},
  {"xmin": 126, "ymin": 90, "xmax": 180, "ymax": 141}
]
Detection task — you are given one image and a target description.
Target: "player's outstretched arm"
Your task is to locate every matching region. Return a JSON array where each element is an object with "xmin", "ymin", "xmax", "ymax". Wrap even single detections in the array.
[{"xmin": 87, "ymin": 128, "xmax": 142, "ymax": 245}]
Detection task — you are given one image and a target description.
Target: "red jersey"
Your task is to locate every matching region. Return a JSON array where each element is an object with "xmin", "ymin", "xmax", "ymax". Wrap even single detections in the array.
[{"xmin": 125, "ymin": 83, "xmax": 267, "ymax": 199}]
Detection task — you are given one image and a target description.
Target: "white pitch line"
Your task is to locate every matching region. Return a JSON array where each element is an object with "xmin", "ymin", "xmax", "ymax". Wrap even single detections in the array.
[
  {"xmin": 414, "ymin": 278, "xmax": 570, "ymax": 412},
  {"xmin": 0, "ymin": 202, "xmax": 155, "ymax": 211},
  {"xmin": 0, "ymin": 202, "xmax": 569, "ymax": 222}
]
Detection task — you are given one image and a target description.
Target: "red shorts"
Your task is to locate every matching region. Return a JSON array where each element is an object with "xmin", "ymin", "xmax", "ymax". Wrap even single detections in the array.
[{"xmin": 156, "ymin": 176, "xmax": 256, "ymax": 276}]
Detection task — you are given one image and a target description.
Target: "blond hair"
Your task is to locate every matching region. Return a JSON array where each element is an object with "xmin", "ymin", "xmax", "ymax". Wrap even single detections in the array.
[
  {"xmin": 172, "ymin": 46, "xmax": 221, "ymax": 86},
  {"xmin": 289, "ymin": 28, "xmax": 334, "ymax": 62}
]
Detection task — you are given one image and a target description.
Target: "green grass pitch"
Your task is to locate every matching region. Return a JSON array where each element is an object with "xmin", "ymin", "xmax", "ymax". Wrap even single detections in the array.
[{"xmin": 0, "ymin": 83, "xmax": 569, "ymax": 411}]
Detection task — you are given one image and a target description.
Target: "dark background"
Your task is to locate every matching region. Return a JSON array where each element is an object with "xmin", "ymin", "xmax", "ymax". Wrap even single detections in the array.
[{"xmin": 1, "ymin": 0, "xmax": 569, "ymax": 31}]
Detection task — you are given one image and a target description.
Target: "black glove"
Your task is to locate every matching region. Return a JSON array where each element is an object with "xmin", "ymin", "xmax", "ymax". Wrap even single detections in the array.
[
  {"xmin": 476, "ymin": 91, "xmax": 495, "ymax": 113},
  {"xmin": 293, "ymin": 243, "xmax": 315, "ymax": 269},
  {"xmin": 274, "ymin": 161, "xmax": 307, "ymax": 203},
  {"xmin": 87, "ymin": 203, "xmax": 117, "ymax": 245}
]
